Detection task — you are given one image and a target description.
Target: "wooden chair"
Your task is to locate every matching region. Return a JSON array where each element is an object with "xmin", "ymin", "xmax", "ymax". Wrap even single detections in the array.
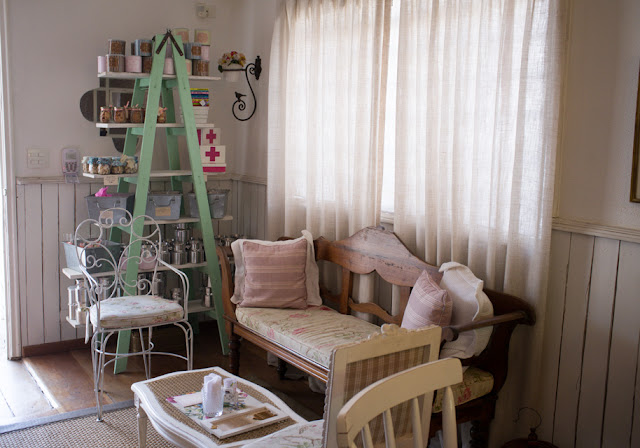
[
  {"xmin": 336, "ymin": 357, "xmax": 462, "ymax": 448},
  {"xmin": 73, "ymin": 208, "xmax": 193, "ymax": 421},
  {"xmin": 242, "ymin": 324, "xmax": 443, "ymax": 448}
]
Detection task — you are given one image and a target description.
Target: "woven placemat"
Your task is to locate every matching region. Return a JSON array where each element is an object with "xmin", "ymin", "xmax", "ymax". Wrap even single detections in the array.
[{"xmin": 146, "ymin": 369, "xmax": 296, "ymax": 445}]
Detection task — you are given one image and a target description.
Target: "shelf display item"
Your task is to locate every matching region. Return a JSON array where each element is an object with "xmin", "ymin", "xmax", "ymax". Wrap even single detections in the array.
[
  {"xmin": 197, "ymin": 127, "xmax": 221, "ymax": 145},
  {"xmin": 107, "ymin": 39, "xmax": 126, "ymax": 55},
  {"xmin": 100, "ymin": 106, "xmax": 112, "ymax": 123},
  {"xmin": 132, "ymin": 39, "xmax": 153, "ymax": 57},
  {"xmin": 173, "ymin": 28, "xmax": 189, "ymax": 46},
  {"xmin": 87, "ymin": 157, "xmax": 99, "ymax": 174},
  {"xmin": 129, "ymin": 106, "xmax": 144, "ymax": 123},
  {"xmin": 107, "ymin": 54, "xmax": 125, "ymax": 72},
  {"xmin": 186, "ymin": 189, "xmax": 229, "ymax": 219},
  {"xmin": 145, "ymin": 191, "xmax": 182, "ymax": 220},
  {"xmin": 157, "ymin": 107, "xmax": 167, "ymax": 123},
  {"xmin": 125, "ymin": 55, "xmax": 142, "ymax": 73},
  {"xmin": 113, "ymin": 106, "xmax": 127, "ymax": 123},
  {"xmin": 63, "ymin": 239, "xmax": 123, "ymax": 274},
  {"xmin": 163, "ymin": 58, "xmax": 174, "ymax": 75},
  {"xmin": 98, "ymin": 55, "xmax": 107, "ymax": 73},
  {"xmin": 193, "ymin": 60, "xmax": 209, "ymax": 77},
  {"xmin": 123, "ymin": 155, "xmax": 138, "ymax": 174},
  {"xmin": 142, "ymin": 56, "xmax": 153, "ymax": 73},
  {"xmin": 201, "ymin": 45, "xmax": 210, "ymax": 61},
  {"xmin": 185, "ymin": 59, "xmax": 192, "ymax": 75},
  {"xmin": 82, "ymin": 156, "xmax": 90, "ymax": 173},
  {"xmin": 194, "ymin": 29, "xmax": 211, "ymax": 45},
  {"xmin": 174, "ymin": 223, "xmax": 191, "ymax": 244},
  {"xmin": 185, "ymin": 42, "xmax": 202, "ymax": 60},
  {"xmin": 110, "ymin": 159, "xmax": 125, "ymax": 174},
  {"xmin": 97, "ymin": 157, "xmax": 112, "ymax": 175},
  {"xmin": 85, "ymin": 191, "xmax": 135, "ymax": 222}
]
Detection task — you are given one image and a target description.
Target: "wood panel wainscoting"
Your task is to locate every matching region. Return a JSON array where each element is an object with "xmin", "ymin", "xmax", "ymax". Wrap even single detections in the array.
[
  {"xmin": 14, "ymin": 175, "xmax": 266, "ymax": 352},
  {"xmin": 540, "ymin": 223, "xmax": 640, "ymax": 448}
]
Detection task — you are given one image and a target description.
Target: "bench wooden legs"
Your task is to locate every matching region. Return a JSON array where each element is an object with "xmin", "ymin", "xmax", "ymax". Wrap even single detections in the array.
[
  {"xmin": 276, "ymin": 358, "xmax": 288, "ymax": 380},
  {"xmin": 469, "ymin": 419, "xmax": 490, "ymax": 448},
  {"xmin": 229, "ymin": 331, "xmax": 241, "ymax": 375}
]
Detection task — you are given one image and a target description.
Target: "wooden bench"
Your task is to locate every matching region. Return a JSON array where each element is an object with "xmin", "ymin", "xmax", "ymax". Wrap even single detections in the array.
[{"xmin": 217, "ymin": 227, "xmax": 535, "ymax": 447}]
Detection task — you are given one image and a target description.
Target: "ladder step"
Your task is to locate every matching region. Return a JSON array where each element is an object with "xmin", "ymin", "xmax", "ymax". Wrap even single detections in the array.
[
  {"xmin": 139, "ymin": 78, "xmax": 150, "ymax": 89},
  {"xmin": 167, "ymin": 128, "xmax": 186, "ymax": 136},
  {"xmin": 164, "ymin": 79, "xmax": 179, "ymax": 89},
  {"xmin": 130, "ymin": 128, "xmax": 145, "ymax": 136}
]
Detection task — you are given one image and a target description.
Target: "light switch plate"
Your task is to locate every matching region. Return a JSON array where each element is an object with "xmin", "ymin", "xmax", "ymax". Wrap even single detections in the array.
[{"xmin": 27, "ymin": 149, "xmax": 49, "ymax": 169}]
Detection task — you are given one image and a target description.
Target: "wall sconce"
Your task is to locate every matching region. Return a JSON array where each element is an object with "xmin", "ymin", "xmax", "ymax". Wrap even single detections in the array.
[{"xmin": 218, "ymin": 56, "xmax": 262, "ymax": 121}]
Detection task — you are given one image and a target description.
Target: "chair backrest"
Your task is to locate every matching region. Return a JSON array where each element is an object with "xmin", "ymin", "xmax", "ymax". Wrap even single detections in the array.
[
  {"xmin": 73, "ymin": 207, "xmax": 170, "ymax": 302},
  {"xmin": 323, "ymin": 324, "xmax": 442, "ymax": 448},
  {"xmin": 336, "ymin": 357, "xmax": 463, "ymax": 448}
]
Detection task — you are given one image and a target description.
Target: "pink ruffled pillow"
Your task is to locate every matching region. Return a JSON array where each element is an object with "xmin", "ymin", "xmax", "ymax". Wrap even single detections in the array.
[
  {"xmin": 239, "ymin": 238, "xmax": 308, "ymax": 309},
  {"xmin": 401, "ymin": 270, "xmax": 452, "ymax": 329}
]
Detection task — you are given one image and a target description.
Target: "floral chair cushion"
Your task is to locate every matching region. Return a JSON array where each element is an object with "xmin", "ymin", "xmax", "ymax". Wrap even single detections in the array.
[
  {"xmin": 242, "ymin": 421, "xmax": 324, "ymax": 448},
  {"xmin": 235, "ymin": 306, "xmax": 381, "ymax": 368},
  {"xmin": 90, "ymin": 295, "xmax": 184, "ymax": 329},
  {"xmin": 432, "ymin": 366, "xmax": 494, "ymax": 412}
]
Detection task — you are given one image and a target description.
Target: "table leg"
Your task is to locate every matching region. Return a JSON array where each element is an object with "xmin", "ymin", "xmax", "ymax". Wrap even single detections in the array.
[{"xmin": 135, "ymin": 395, "xmax": 148, "ymax": 448}]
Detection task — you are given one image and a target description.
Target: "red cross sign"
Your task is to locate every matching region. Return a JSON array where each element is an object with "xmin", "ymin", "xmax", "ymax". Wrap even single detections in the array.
[
  {"xmin": 205, "ymin": 146, "xmax": 220, "ymax": 162},
  {"xmin": 205, "ymin": 129, "xmax": 217, "ymax": 144}
]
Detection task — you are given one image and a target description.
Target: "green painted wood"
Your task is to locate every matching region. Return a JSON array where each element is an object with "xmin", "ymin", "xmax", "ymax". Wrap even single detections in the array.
[
  {"xmin": 109, "ymin": 32, "xmax": 229, "ymax": 372},
  {"xmin": 113, "ymin": 34, "xmax": 167, "ymax": 373},
  {"xmin": 172, "ymin": 35, "xmax": 229, "ymax": 355}
]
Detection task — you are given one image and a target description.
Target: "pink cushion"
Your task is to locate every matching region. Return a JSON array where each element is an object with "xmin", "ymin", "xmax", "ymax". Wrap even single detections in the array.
[
  {"xmin": 239, "ymin": 238, "xmax": 308, "ymax": 309},
  {"xmin": 401, "ymin": 270, "xmax": 452, "ymax": 329}
]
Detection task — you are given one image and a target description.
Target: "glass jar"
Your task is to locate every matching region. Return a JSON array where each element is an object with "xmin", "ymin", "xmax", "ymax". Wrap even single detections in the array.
[
  {"xmin": 82, "ymin": 156, "xmax": 90, "ymax": 173},
  {"xmin": 99, "ymin": 106, "xmax": 111, "ymax": 123},
  {"xmin": 87, "ymin": 157, "xmax": 99, "ymax": 174},
  {"xmin": 157, "ymin": 107, "xmax": 167, "ymax": 123},
  {"xmin": 110, "ymin": 159, "xmax": 124, "ymax": 174},
  {"xmin": 130, "ymin": 107, "xmax": 144, "ymax": 123},
  {"xmin": 123, "ymin": 156, "xmax": 137, "ymax": 174},
  {"xmin": 113, "ymin": 106, "xmax": 126, "ymax": 123},
  {"xmin": 97, "ymin": 157, "xmax": 111, "ymax": 175}
]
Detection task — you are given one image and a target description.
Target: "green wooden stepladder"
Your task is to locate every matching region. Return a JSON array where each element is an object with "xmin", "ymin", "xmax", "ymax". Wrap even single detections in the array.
[{"xmin": 110, "ymin": 31, "xmax": 229, "ymax": 373}]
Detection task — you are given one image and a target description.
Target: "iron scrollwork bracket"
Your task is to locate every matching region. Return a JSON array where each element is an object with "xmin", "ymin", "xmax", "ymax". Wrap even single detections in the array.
[{"xmin": 220, "ymin": 56, "xmax": 262, "ymax": 121}]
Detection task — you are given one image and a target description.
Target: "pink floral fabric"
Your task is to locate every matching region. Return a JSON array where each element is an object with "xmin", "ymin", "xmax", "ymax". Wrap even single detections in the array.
[
  {"xmin": 90, "ymin": 295, "xmax": 184, "ymax": 329},
  {"xmin": 235, "ymin": 306, "xmax": 381, "ymax": 368},
  {"xmin": 432, "ymin": 367, "xmax": 494, "ymax": 412}
]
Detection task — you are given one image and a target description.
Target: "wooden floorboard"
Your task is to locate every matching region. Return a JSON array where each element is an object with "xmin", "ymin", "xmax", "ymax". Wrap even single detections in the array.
[{"xmin": 0, "ymin": 321, "xmax": 326, "ymax": 425}]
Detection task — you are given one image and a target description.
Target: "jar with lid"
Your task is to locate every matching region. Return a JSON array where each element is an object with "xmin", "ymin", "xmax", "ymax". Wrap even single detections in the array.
[
  {"xmin": 157, "ymin": 107, "xmax": 167, "ymax": 123},
  {"xmin": 123, "ymin": 156, "xmax": 138, "ymax": 174},
  {"xmin": 130, "ymin": 106, "xmax": 144, "ymax": 123},
  {"xmin": 99, "ymin": 106, "xmax": 112, "ymax": 123},
  {"xmin": 110, "ymin": 159, "xmax": 125, "ymax": 174},
  {"xmin": 87, "ymin": 157, "xmax": 99, "ymax": 174},
  {"xmin": 97, "ymin": 157, "xmax": 111, "ymax": 175},
  {"xmin": 82, "ymin": 156, "xmax": 90, "ymax": 173},
  {"xmin": 113, "ymin": 106, "xmax": 126, "ymax": 123}
]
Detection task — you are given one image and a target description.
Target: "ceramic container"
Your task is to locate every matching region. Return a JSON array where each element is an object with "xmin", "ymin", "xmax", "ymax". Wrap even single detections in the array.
[
  {"xmin": 107, "ymin": 39, "xmax": 126, "ymax": 55},
  {"xmin": 193, "ymin": 60, "xmax": 209, "ymax": 77},
  {"xmin": 125, "ymin": 55, "xmax": 142, "ymax": 73},
  {"xmin": 97, "ymin": 55, "xmax": 107, "ymax": 73},
  {"xmin": 106, "ymin": 54, "xmax": 125, "ymax": 72},
  {"xmin": 185, "ymin": 59, "xmax": 192, "ymax": 75},
  {"xmin": 194, "ymin": 29, "xmax": 211, "ymax": 45},
  {"xmin": 163, "ymin": 58, "xmax": 175, "ymax": 75},
  {"xmin": 142, "ymin": 56, "xmax": 153, "ymax": 73},
  {"xmin": 200, "ymin": 45, "xmax": 210, "ymax": 61},
  {"xmin": 133, "ymin": 39, "xmax": 153, "ymax": 56}
]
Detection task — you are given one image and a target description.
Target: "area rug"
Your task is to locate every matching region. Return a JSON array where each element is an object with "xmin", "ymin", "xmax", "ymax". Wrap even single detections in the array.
[{"xmin": 0, "ymin": 401, "xmax": 173, "ymax": 447}]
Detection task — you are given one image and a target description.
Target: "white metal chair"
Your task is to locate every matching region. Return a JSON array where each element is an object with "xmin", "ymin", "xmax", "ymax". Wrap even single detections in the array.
[
  {"xmin": 73, "ymin": 207, "xmax": 193, "ymax": 421},
  {"xmin": 336, "ymin": 357, "xmax": 462, "ymax": 448}
]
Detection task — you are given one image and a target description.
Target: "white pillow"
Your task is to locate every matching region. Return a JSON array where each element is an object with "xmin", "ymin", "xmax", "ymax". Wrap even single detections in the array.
[
  {"xmin": 438, "ymin": 262, "xmax": 494, "ymax": 359},
  {"xmin": 230, "ymin": 230, "xmax": 323, "ymax": 307}
]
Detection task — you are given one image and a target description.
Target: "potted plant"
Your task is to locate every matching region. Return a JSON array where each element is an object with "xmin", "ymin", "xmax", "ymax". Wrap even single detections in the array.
[{"xmin": 218, "ymin": 51, "xmax": 247, "ymax": 82}]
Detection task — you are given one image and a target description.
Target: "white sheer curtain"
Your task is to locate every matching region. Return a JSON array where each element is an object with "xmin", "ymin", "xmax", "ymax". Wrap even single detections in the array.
[
  {"xmin": 393, "ymin": 0, "xmax": 567, "ymax": 444},
  {"xmin": 267, "ymin": 0, "xmax": 391, "ymax": 241}
]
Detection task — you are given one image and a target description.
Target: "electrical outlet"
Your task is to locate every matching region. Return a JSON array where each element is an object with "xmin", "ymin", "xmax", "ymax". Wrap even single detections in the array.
[
  {"xmin": 196, "ymin": 2, "xmax": 210, "ymax": 18},
  {"xmin": 27, "ymin": 149, "xmax": 49, "ymax": 169}
]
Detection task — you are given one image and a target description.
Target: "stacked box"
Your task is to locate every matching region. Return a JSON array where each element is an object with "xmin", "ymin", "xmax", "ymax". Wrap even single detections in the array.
[
  {"xmin": 199, "ymin": 127, "xmax": 226, "ymax": 173},
  {"xmin": 191, "ymin": 88, "xmax": 209, "ymax": 107}
]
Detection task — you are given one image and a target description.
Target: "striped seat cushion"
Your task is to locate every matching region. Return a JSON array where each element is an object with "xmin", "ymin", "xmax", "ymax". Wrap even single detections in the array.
[{"xmin": 235, "ymin": 305, "xmax": 381, "ymax": 368}]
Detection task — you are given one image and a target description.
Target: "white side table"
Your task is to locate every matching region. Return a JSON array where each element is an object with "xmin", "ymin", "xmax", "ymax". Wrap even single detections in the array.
[{"xmin": 131, "ymin": 367, "xmax": 307, "ymax": 448}]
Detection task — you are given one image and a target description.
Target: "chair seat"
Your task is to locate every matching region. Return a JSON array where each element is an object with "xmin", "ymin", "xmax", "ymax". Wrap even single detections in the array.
[
  {"xmin": 433, "ymin": 367, "xmax": 494, "ymax": 412},
  {"xmin": 90, "ymin": 295, "xmax": 184, "ymax": 329},
  {"xmin": 242, "ymin": 421, "xmax": 324, "ymax": 448},
  {"xmin": 235, "ymin": 305, "xmax": 381, "ymax": 368}
]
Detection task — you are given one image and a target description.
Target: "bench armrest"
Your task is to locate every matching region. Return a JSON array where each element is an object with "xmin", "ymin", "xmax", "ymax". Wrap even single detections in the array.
[{"xmin": 441, "ymin": 310, "xmax": 528, "ymax": 342}]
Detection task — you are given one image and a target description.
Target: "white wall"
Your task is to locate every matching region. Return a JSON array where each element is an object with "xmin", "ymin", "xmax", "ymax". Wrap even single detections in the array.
[
  {"xmin": 6, "ymin": 0, "xmax": 276, "ymax": 179},
  {"xmin": 555, "ymin": 0, "xmax": 640, "ymax": 229}
]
